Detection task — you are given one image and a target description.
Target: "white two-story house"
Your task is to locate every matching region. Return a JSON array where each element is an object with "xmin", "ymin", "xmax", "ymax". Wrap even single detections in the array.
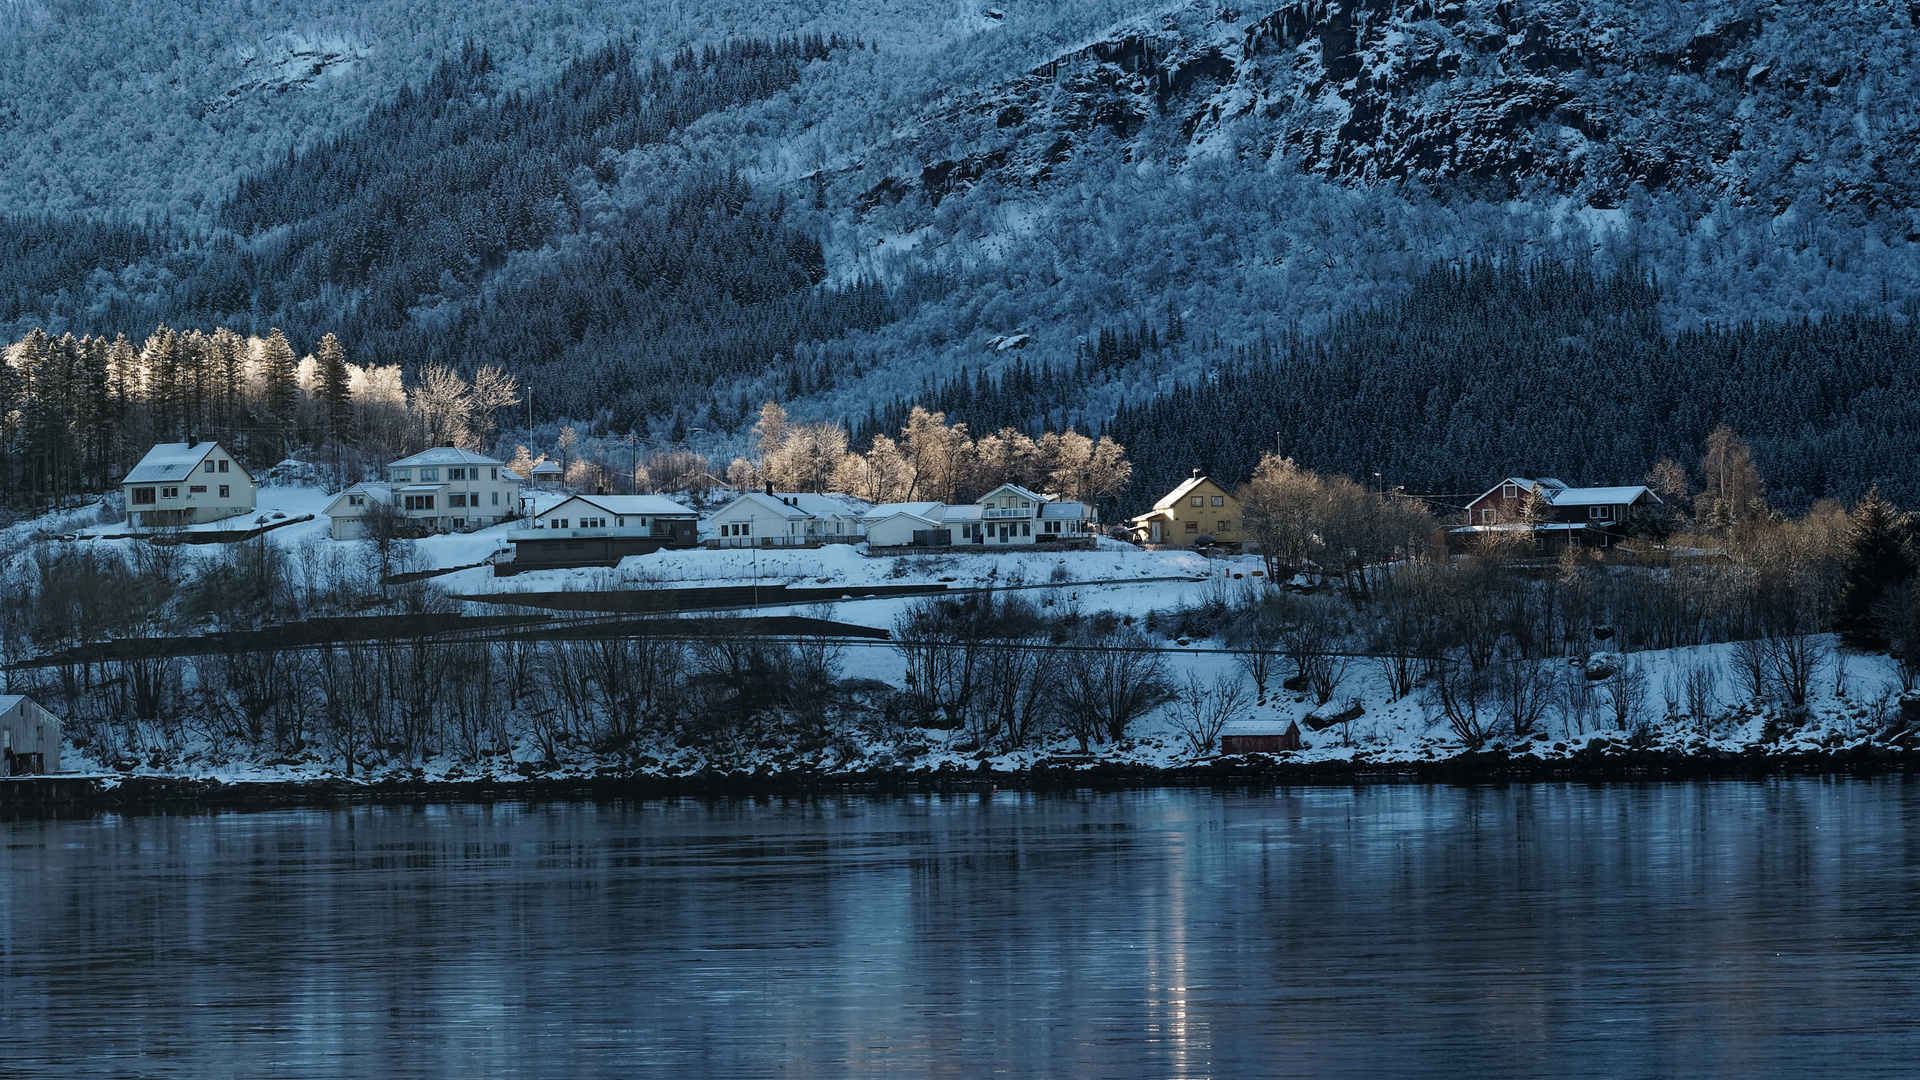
[
  {"xmin": 385, "ymin": 448, "xmax": 524, "ymax": 533},
  {"xmin": 862, "ymin": 484, "xmax": 1095, "ymax": 550},
  {"xmin": 122, "ymin": 441, "xmax": 257, "ymax": 529}
]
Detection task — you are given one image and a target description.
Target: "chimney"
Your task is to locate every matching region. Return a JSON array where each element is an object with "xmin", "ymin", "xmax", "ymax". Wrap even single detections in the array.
[
  {"xmin": 765, "ymin": 481, "xmax": 773, "ymax": 497},
  {"xmin": 187, "ymin": 435, "xmax": 197, "ymax": 448},
  {"xmin": 1191, "ymin": 468, "xmax": 1200, "ymax": 478}
]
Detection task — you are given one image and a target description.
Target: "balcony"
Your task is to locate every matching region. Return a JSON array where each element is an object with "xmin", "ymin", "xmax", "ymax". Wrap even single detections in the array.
[{"xmin": 982, "ymin": 507, "xmax": 1032, "ymax": 519}]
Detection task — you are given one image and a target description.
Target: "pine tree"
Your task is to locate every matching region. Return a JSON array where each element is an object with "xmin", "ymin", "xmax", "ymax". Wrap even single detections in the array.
[{"xmin": 1835, "ymin": 486, "xmax": 1914, "ymax": 648}]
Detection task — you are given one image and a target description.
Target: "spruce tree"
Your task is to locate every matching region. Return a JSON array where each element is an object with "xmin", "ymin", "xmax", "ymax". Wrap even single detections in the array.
[
  {"xmin": 315, "ymin": 333, "xmax": 354, "ymax": 449},
  {"xmin": 258, "ymin": 328, "xmax": 299, "ymax": 460},
  {"xmin": 1835, "ymin": 486, "xmax": 1914, "ymax": 648}
]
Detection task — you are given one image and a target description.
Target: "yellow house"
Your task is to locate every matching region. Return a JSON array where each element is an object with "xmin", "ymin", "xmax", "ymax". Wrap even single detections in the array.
[{"xmin": 1131, "ymin": 471, "xmax": 1246, "ymax": 545}]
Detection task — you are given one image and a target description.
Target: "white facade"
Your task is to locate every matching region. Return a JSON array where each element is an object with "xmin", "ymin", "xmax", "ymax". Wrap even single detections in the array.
[
  {"xmin": 708, "ymin": 491, "xmax": 869, "ymax": 547},
  {"xmin": 122, "ymin": 441, "xmax": 257, "ymax": 528},
  {"xmin": 529, "ymin": 494, "xmax": 697, "ymax": 536},
  {"xmin": 947, "ymin": 484, "xmax": 1093, "ymax": 547},
  {"xmin": 385, "ymin": 448, "xmax": 523, "ymax": 532},
  {"xmin": 324, "ymin": 482, "xmax": 393, "ymax": 540},
  {"xmin": 860, "ymin": 489, "xmax": 1094, "ymax": 550}
]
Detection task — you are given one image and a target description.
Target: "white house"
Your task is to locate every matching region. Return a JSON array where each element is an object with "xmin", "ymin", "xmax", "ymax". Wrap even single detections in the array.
[
  {"xmin": 385, "ymin": 448, "xmax": 523, "ymax": 533},
  {"xmin": 122, "ymin": 441, "xmax": 257, "ymax": 529},
  {"xmin": 505, "ymin": 494, "xmax": 700, "ymax": 570},
  {"xmin": 860, "ymin": 502, "xmax": 948, "ymax": 549},
  {"xmin": 323, "ymin": 482, "xmax": 393, "ymax": 541},
  {"xmin": 951, "ymin": 484, "xmax": 1094, "ymax": 547},
  {"xmin": 0, "ymin": 695, "xmax": 60, "ymax": 775},
  {"xmin": 861, "ymin": 487, "xmax": 1095, "ymax": 550},
  {"xmin": 707, "ymin": 490, "xmax": 869, "ymax": 548}
]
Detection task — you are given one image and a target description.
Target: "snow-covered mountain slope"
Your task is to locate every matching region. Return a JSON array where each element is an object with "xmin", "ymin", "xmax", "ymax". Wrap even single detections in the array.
[{"xmin": 846, "ymin": 0, "xmax": 1920, "ymax": 221}]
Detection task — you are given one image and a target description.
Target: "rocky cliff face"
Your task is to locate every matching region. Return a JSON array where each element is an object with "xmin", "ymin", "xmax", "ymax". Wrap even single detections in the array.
[{"xmin": 861, "ymin": 0, "xmax": 1920, "ymax": 223}]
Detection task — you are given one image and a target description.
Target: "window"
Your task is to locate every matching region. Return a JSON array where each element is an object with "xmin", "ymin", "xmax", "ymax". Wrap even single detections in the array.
[
  {"xmin": 348, "ymin": 494, "xmax": 365, "ymax": 508},
  {"xmin": 1191, "ymin": 496, "xmax": 1204, "ymax": 507},
  {"xmin": 405, "ymin": 495, "xmax": 436, "ymax": 511},
  {"xmin": 420, "ymin": 468, "xmax": 439, "ymax": 481},
  {"xmin": 1022, "ymin": 523, "xmax": 1031, "ymax": 537},
  {"xmin": 551, "ymin": 518, "xmax": 569, "ymax": 529},
  {"xmin": 393, "ymin": 470, "xmax": 411, "ymax": 481},
  {"xmin": 161, "ymin": 486, "xmax": 179, "ymax": 499},
  {"xmin": 1185, "ymin": 521, "xmax": 1199, "ymax": 533},
  {"xmin": 449, "ymin": 493, "xmax": 468, "ymax": 508},
  {"xmin": 189, "ymin": 484, "xmax": 207, "ymax": 494},
  {"xmin": 219, "ymin": 485, "xmax": 230, "ymax": 498},
  {"xmin": 1218, "ymin": 521, "xmax": 1232, "ymax": 532},
  {"xmin": 491, "ymin": 468, "xmax": 498, "ymax": 480},
  {"xmin": 1480, "ymin": 508, "xmax": 1495, "ymax": 524},
  {"xmin": 491, "ymin": 492, "xmax": 499, "ymax": 506},
  {"xmin": 453, "ymin": 518, "xmax": 466, "ymax": 529},
  {"xmin": 204, "ymin": 461, "xmax": 215, "ymax": 473},
  {"xmin": 449, "ymin": 468, "xmax": 466, "ymax": 481},
  {"xmin": 1211, "ymin": 496, "xmax": 1224, "ymax": 507},
  {"xmin": 1502, "ymin": 484, "xmax": 1518, "ymax": 499},
  {"xmin": 132, "ymin": 487, "xmax": 156, "ymax": 505},
  {"xmin": 1589, "ymin": 506, "xmax": 1613, "ymax": 521},
  {"xmin": 218, "ymin": 460, "xmax": 229, "ymax": 473}
]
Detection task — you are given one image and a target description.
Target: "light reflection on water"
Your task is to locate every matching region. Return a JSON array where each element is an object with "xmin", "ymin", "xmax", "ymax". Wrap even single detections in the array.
[{"xmin": 4, "ymin": 782, "xmax": 1920, "ymax": 1077}]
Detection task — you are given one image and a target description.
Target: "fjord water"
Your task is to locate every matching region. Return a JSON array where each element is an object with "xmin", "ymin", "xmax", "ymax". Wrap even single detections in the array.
[{"xmin": 5, "ymin": 784, "xmax": 1919, "ymax": 1077}]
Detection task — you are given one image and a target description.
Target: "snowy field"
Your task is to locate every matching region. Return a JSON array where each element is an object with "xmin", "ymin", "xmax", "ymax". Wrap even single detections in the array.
[{"xmin": 7, "ymin": 484, "xmax": 1911, "ymax": 785}]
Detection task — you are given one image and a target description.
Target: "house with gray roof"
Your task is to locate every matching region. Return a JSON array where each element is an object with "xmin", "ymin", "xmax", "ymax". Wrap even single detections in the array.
[
  {"xmin": 384, "ymin": 448, "xmax": 523, "ymax": 533},
  {"xmin": 122, "ymin": 441, "xmax": 256, "ymax": 528},
  {"xmin": 1450, "ymin": 477, "xmax": 1665, "ymax": 555}
]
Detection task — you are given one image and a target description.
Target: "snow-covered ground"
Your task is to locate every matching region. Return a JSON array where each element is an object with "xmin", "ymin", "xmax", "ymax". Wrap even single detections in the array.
[{"xmin": 10, "ymin": 485, "xmax": 1913, "ymax": 786}]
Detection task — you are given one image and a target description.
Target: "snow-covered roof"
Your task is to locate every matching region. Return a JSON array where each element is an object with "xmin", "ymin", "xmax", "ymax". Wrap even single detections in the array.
[
  {"xmin": 387, "ymin": 447, "xmax": 505, "ymax": 469},
  {"xmin": 867, "ymin": 509, "xmax": 944, "ymax": 529},
  {"xmin": 716, "ymin": 492, "xmax": 812, "ymax": 519},
  {"xmin": 978, "ymin": 483, "xmax": 1045, "ymax": 504},
  {"xmin": 1475, "ymin": 478, "xmax": 1660, "ymax": 508},
  {"xmin": 327, "ymin": 482, "xmax": 392, "ymax": 509},
  {"xmin": 501, "ymin": 468, "xmax": 526, "ymax": 482},
  {"xmin": 125, "ymin": 442, "xmax": 220, "ymax": 483},
  {"xmin": 1039, "ymin": 501, "xmax": 1090, "ymax": 519},
  {"xmin": 553, "ymin": 494, "xmax": 696, "ymax": 518},
  {"xmin": 864, "ymin": 501, "xmax": 944, "ymax": 521},
  {"xmin": 786, "ymin": 492, "xmax": 870, "ymax": 517},
  {"xmin": 530, "ymin": 460, "xmax": 564, "ymax": 475},
  {"xmin": 1150, "ymin": 474, "xmax": 1217, "ymax": 510},
  {"xmin": 939, "ymin": 504, "xmax": 985, "ymax": 522},
  {"xmin": 1220, "ymin": 719, "xmax": 1297, "ymax": 737},
  {"xmin": 1550, "ymin": 486, "xmax": 1658, "ymax": 506},
  {"xmin": 397, "ymin": 484, "xmax": 447, "ymax": 494}
]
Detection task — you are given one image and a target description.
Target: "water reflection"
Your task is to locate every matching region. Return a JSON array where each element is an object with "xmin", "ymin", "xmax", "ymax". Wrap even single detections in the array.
[{"xmin": 3, "ymin": 783, "xmax": 1919, "ymax": 1077}]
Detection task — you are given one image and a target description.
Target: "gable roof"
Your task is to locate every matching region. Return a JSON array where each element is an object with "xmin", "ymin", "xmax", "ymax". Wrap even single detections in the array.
[
  {"xmin": 977, "ymin": 483, "xmax": 1045, "ymax": 504},
  {"xmin": 863, "ymin": 501, "xmax": 944, "ymax": 521},
  {"xmin": 1151, "ymin": 474, "xmax": 1226, "ymax": 510},
  {"xmin": 388, "ymin": 447, "xmax": 506, "ymax": 469},
  {"xmin": 125, "ymin": 442, "xmax": 231, "ymax": 484},
  {"xmin": 547, "ymin": 494, "xmax": 695, "ymax": 518},
  {"xmin": 1473, "ymin": 477, "xmax": 1662, "ymax": 509},
  {"xmin": 866, "ymin": 508, "xmax": 944, "ymax": 530},
  {"xmin": 530, "ymin": 460, "xmax": 564, "ymax": 475},
  {"xmin": 325, "ymin": 482, "xmax": 392, "ymax": 514},
  {"xmin": 716, "ymin": 491, "xmax": 812, "ymax": 519}
]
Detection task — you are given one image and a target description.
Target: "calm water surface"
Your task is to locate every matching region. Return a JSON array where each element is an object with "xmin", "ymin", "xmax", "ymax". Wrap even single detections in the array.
[{"xmin": 5, "ymin": 783, "xmax": 1920, "ymax": 1077}]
